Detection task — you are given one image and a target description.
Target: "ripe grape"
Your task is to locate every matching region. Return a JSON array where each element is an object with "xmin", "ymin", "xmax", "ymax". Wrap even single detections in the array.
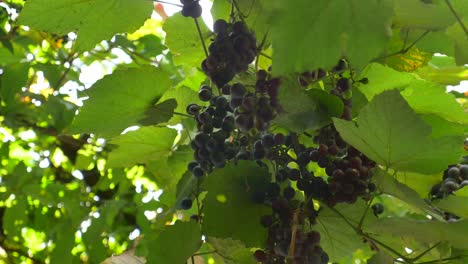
[{"xmin": 180, "ymin": 197, "xmax": 193, "ymax": 210}]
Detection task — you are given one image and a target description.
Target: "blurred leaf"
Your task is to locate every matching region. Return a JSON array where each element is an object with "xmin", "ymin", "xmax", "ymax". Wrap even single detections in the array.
[
  {"xmin": 0, "ymin": 62, "xmax": 30, "ymax": 104},
  {"xmin": 139, "ymin": 221, "xmax": 202, "ymax": 263},
  {"xmin": 207, "ymin": 237, "xmax": 256, "ymax": 264},
  {"xmin": 202, "ymin": 161, "xmax": 271, "ymax": 247}
]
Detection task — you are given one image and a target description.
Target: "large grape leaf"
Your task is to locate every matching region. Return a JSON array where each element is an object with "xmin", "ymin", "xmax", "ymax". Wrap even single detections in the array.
[
  {"xmin": 434, "ymin": 196, "xmax": 468, "ymax": 219},
  {"xmin": 446, "ymin": 19, "xmax": 468, "ymax": 65},
  {"xmin": 333, "ymin": 90, "xmax": 463, "ymax": 174},
  {"xmin": 359, "ymin": 64, "xmax": 468, "ymax": 124},
  {"xmin": 401, "ymin": 82, "xmax": 468, "ymax": 124},
  {"xmin": 202, "ymin": 161, "xmax": 271, "ymax": 247},
  {"xmin": 367, "ymin": 218, "xmax": 468, "ymax": 250},
  {"xmin": 141, "ymin": 221, "xmax": 202, "ymax": 263},
  {"xmin": 357, "ymin": 63, "xmax": 415, "ymax": 99},
  {"xmin": 107, "ymin": 126, "xmax": 177, "ymax": 168},
  {"xmin": 207, "ymin": 237, "xmax": 256, "ymax": 264},
  {"xmin": 163, "ymin": 13, "xmax": 210, "ymax": 67},
  {"xmin": 274, "ymin": 78, "xmax": 342, "ymax": 132},
  {"xmin": 270, "ymin": 0, "xmax": 393, "ymax": 74},
  {"xmin": 314, "ymin": 200, "xmax": 371, "ymax": 262},
  {"xmin": 374, "ymin": 169, "xmax": 438, "ymax": 216},
  {"xmin": 70, "ymin": 66, "xmax": 172, "ymax": 138},
  {"xmin": 18, "ymin": 0, "xmax": 152, "ymax": 51}
]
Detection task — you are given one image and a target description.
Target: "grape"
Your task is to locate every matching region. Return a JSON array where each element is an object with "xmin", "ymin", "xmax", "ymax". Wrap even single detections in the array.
[
  {"xmin": 460, "ymin": 180, "xmax": 468, "ymax": 188},
  {"xmin": 283, "ymin": 186, "xmax": 296, "ymax": 200},
  {"xmin": 288, "ymin": 169, "xmax": 300, "ymax": 181},
  {"xmin": 372, "ymin": 203, "xmax": 384, "ymax": 216},
  {"xmin": 267, "ymin": 182, "xmax": 281, "ymax": 198},
  {"xmin": 230, "ymin": 83, "xmax": 247, "ymax": 98},
  {"xmin": 257, "ymin": 70, "xmax": 268, "ymax": 81},
  {"xmin": 216, "ymin": 96, "xmax": 228, "ymax": 109},
  {"xmin": 445, "ymin": 180, "xmax": 459, "ymax": 192},
  {"xmin": 181, "ymin": 2, "xmax": 202, "ymax": 18},
  {"xmin": 333, "ymin": 59, "xmax": 346, "ymax": 72},
  {"xmin": 448, "ymin": 167, "xmax": 460, "ymax": 178},
  {"xmin": 191, "ymin": 165, "xmax": 204, "ymax": 178},
  {"xmin": 336, "ymin": 78, "xmax": 350, "ymax": 92},
  {"xmin": 253, "ymin": 250, "xmax": 267, "ymax": 262},
  {"xmin": 213, "ymin": 19, "xmax": 228, "ymax": 34},
  {"xmin": 460, "ymin": 165, "xmax": 468, "ymax": 179},
  {"xmin": 187, "ymin": 161, "xmax": 199, "ymax": 171},
  {"xmin": 180, "ymin": 197, "xmax": 193, "ymax": 210},
  {"xmin": 260, "ymin": 215, "xmax": 273, "ymax": 228},
  {"xmin": 186, "ymin": 103, "xmax": 200, "ymax": 115},
  {"xmin": 261, "ymin": 134, "xmax": 275, "ymax": 148},
  {"xmin": 198, "ymin": 88, "xmax": 212, "ymax": 101}
]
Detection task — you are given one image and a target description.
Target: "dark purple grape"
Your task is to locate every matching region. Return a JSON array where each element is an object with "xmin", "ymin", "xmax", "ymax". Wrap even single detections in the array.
[
  {"xmin": 261, "ymin": 134, "xmax": 275, "ymax": 148},
  {"xmin": 186, "ymin": 103, "xmax": 200, "ymax": 115},
  {"xmin": 372, "ymin": 203, "xmax": 384, "ymax": 216},
  {"xmin": 180, "ymin": 197, "xmax": 193, "ymax": 210},
  {"xmin": 213, "ymin": 19, "xmax": 228, "ymax": 34},
  {"xmin": 283, "ymin": 186, "xmax": 295, "ymax": 200},
  {"xmin": 199, "ymin": 88, "xmax": 212, "ymax": 101}
]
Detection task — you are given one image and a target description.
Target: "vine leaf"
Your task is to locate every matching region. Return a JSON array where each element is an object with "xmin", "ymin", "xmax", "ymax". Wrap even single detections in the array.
[
  {"xmin": 107, "ymin": 127, "xmax": 177, "ymax": 168},
  {"xmin": 207, "ymin": 237, "xmax": 257, "ymax": 264},
  {"xmin": 70, "ymin": 66, "xmax": 172, "ymax": 138},
  {"xmin": 367, "ymin": 218, "xmax": 468, "ymax": 250},
  {"xmin": 18, "ymin": 0, "xmax": 153, "ymax": 51},
  {"xmin": 374, "ymin": 169, "xmax": 438, "ymax": 216},
  {"xmin": 333, "ymin": 90, "xmax": 463, "ymax": 174},
  {"xmin": 136, "ymin": 220, "xmax": 202, "ymax": 263},
  {"xmin": 202, "ymin": 161, "xmax": 271, "ymax": 247},
  {"xmin": 270, "ymin": 0, "xmax": 393, "ymax": 74},
  {"xmin": 314, "ymin": 200, "xmax": 371, "ymax": 262},
  {"xmin": 163, "ymin": 13, "xmax": 210, "ymax": 67},
  {"xmin": 434, "ymin": 196, "xmax": 468, "ymax": 218}
]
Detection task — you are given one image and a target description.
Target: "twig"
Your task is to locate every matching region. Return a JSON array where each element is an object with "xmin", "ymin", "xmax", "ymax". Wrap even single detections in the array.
[
  {"xmin": 54, "ymin": 52, "xmax": 80, "ymax": 89},
  {"xmin": 445, "ymin": 0, "xmax": 468, "ymax": 39},
  {"xmin": 193, "ymin": 18, "xmax": 208, "ymax": 58},
  {"xmin": 357, "ymin": 196, "xmax": 374, "ymax": 230},
  {"xmin": 374, "ymin": 30, "xmax": 429, "ymax": 61}
]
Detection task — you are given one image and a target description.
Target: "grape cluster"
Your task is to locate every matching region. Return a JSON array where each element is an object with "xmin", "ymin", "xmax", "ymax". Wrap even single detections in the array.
[
  {"xmin": 222, "ymin": 71, "xmax": 282, "ymax": 132},
  {"xmin": 430, "ymin": 164, "xmax": 468, "ymax": 199},
  {"xmin": 430, "ymin": 164, "xmax": 468, "ymax": 221},
  {"xmin": 180, "ymin": 0, "xmax": 202, "ymax": 18},
  {"xmin": 312, "ymin": 125, "xmax": 376, "ymax": 206},
  {"xmin": 202, "ymin": 19, "xmax": 258, "ymax": 87},
  {"xmin": 255, "ymin": 208, "xmax": 329, "ymax": 264}
]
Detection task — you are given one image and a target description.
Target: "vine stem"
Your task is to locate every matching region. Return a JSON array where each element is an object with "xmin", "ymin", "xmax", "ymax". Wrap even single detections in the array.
[
  {"xmin": 357, "ymin": 196, "xmax": 374, "ymax": 230},
  {"xmin": 287, "ymin": 210, "xmax": 300, "ymax": 259},
  {"xmin": 445, "ymin": 0, "xmax": 468, "ymax": 39},
  {"xmin": 374, "ymin": 30, "xmax": 429, "ymax": 61},
  {"xmin": 231, "ymin": 0, "xmax": 247, "ymax": 24},
  {"xmin": 194, "ymin": 18, "xmax": 209, "ymax": 58}
]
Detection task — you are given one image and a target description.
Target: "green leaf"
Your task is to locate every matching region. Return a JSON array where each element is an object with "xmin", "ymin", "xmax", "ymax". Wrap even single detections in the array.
[
  {"xmin": 138, "ymin": 99, "xmax": 177, "ymax": 126},
  {"xmin": 18, "ymin": 0, "xmax": 153, "ymax": 51},
  {"xmin": 446, "ymin": 19, "xmax": 468, "ymax": 65},
  {"xmin": 0, "ymin": 48, "xmax": 23, "ymax": 65},
  {"xmin": 367, "ymin": 250, "xmax": 394, "ymax": 264},
  {"xmin": 274, "ymin": 78, "xmax": 332, "ymax": 132},
  {"xmin": 107, "ymin": 126, "xmax": 177, "ymax": 168},
  {"xmin": 43, "ymin": 96, "xmax": 78, "ymax": 132},
  {"xmin": 202, "ymin": 161, "xmax": 271, "ymax": 247},
  {"xmin": 163, "ymin": 13, "xmax": 210, "ymax": 67},
  {"xmin": 401, "ymin": 81, "xmax": 468, "ymax": 124},
  {"xmin": 270, "ymin": 0, "xmax": 393, "ymax": 74},
  {"xmin": 0, "ymin": 62, "xmax": 30, "ymax": 104},
  {"xmin": 333, "ymin": 90, "xmax": 463, "ymax": 174},
  {"xmin": 146, "ymin": 145, "xmax": 192, "ymax": 205},
  {"xmin": 143, "ymin": 221, "xmax": 202, "ymax": 263},
  {"xmin": 207, "ymin": 237, "xmax": 256, "ymax": 264},
  {"xmin": 158, "ymin": 85, "xmax": 198, "ymax": 125},
  {"xmin": 394, "ymin": 170, "xmax": 442, "ymax": 198},
  {"xmin": 4, "ymin": 196, "xmax": 28, "ymax": 238},
  {"xmin": 434, "ymin": 195, "xmax": 468, "ymax": 218},
  {"xmin": 70, "ymin": 66, "xmax": 172, "ymax": 137},
  {"xmin": 367, "ymin": 218, "xmax": 468, "ymax": 250},
  {"xmin": 314, "ymin": 200, "xmax": 371, "ymax": 262},
  {"xmin": 392, "ymin": 0, "xmax": 455, "ymax": 30},
  {"xmin": 357, "ymin": 63, "xmax": 415, "ymax": 100},
  {"xmin": 374, "ymin": 169, "xmax": 437, "ymax": 215},
  {"xmin": 50, "ymin": 220, "xmax": 76, "ymax": 264}
]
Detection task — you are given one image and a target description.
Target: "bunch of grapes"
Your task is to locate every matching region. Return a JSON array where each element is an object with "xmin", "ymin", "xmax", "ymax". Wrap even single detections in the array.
[
  {"xmin": 221, "ymin": 71, "xmax": 282, "ymax": 132},
  {"xmin": 430, "ymin": 164, "xmax": 468, "ymax": 199},
  {"xmin": 180, "ymin": 0, "xmax": 202, "ymax": 18},
  {"xmin": 202, "ymin": 19, "xmax": 258, "ymax": 87}
]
